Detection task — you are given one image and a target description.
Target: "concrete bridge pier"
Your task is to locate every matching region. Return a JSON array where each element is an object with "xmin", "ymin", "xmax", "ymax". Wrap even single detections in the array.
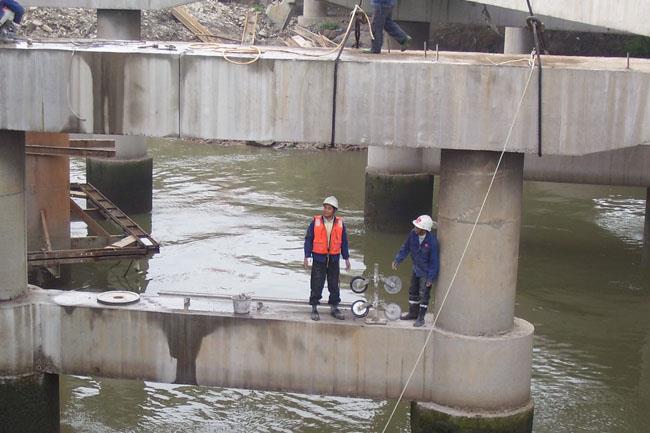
[
  {"xmin": 298, "ymin": 0, "xmax": 328, "ymax": 27},
  {"xmin": 0, "ymin": 130, "xmax": 60, "ymax": 433},
  {"xmin": 88, "ymin": 10, "xmax": 152, "ymax": 214},
  {"xmin": 410, "ymin": 150, "xmax": 534, "ymax": 433},
  {"xmin": 364, "ymin": 146, "xmax": 434, "ymax": 232}
]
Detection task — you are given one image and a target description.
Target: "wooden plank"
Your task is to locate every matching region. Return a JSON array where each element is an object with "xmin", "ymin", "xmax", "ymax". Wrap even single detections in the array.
[
  {"xmin": 291, "ymin": 35, "xmax": 313, "ymax": 48},
  {"xmin": 69, "ymin": 139, "xmax": 115, "ymax": 149},
  {"xmin": 241, "ymin": 11, "xmax": 258, "ymax": 45},
  {"xmin": 69, "ymin": 198, "xmax": 112, "ymax": 238},
  {"xmin": 107, "ymin": 235, "xmax": 137, "ymax": 249},
  {"xmin": 172, "ymin": 6, "xmax": 218, "ymax": 43},
  {"xmin": 40, "ymin": 210, "xmax": 53, "ymax": 251},
  {"xmin": 27, "ymin": 145, "xmax": 115, "ymax": 158},
  {"xmin": 292, "ymin": 25, "xmax": 337, "ymax": 48}
]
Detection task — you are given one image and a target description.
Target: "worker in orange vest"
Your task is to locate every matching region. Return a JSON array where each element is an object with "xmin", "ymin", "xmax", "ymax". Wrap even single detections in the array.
[{"xmin": 304, "ymin": 196, "xmax": 351, "ymax": 321}]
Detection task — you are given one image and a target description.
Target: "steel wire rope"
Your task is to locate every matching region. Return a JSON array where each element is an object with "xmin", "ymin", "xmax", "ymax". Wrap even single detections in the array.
[{"xmin": 380, "ymin": 54, "xmax": 537, "ymax": 433}]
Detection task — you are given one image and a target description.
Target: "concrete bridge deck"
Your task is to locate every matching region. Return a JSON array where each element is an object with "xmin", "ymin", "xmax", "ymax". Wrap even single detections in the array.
[
  {"xmin": 2, "ymin": 41, "xmax": 650, "ymax": 156},
  {"xmin": 1, "ymin": 287, "xmax": 533, "ymax": 410}
]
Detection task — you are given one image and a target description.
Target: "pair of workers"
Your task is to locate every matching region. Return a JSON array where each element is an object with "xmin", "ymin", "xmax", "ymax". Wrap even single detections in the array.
[{"xmin": 304, "ymin": 196, "xmax": 439, "ymax": 327}]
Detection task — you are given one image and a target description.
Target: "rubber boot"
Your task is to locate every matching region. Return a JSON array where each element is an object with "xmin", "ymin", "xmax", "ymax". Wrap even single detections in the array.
[
  {"xmin": 331, "ymin": 305, "xmax": 345, "ymax": 320},
  {"xmin": 413, "ymin": 306, "xmax": 427, "ymax": 327},
  {"xmin": 400, "ymin": 302, "xmax": 419, "ymax": 320},
  {"xmin": 311, "ymin": 305, "xmax": 320, "ymax": 321}
]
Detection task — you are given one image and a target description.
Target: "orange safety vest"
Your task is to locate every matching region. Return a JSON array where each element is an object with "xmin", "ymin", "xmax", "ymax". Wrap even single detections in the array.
[{"xmin": 312, "ymin": 215, "xmax": 343, "ymax": 255}]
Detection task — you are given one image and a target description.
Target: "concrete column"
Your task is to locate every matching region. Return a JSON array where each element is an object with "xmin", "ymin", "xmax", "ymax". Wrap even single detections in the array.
[
  {"xmin": 364, "ymin": 146, "xmax": 434, "ymax": 232},
  {"xmin": 0, "ymin": 130, "xmax": 27, "ymax": 301},
  {"xmin": 504, "ymin": 27, "xmax": 534, "ymax": 55},
  {"xmin": 97, "ymin": 9, "xmax": 141, "ymax": 40},
  {"xmin": 0, "ymin": 373, "xmax": 60, "ymax": 433},
  {"xmin": 643, "ymin": 188, "xmax": 650, "ymax": 266},
  {"xmin": 90, "ymin": 14, "xmax": 152, "ymax": 214},
  {"xmin": 86, "ymin": 135, "xmax": 152, "ymax": 214},
  {"xmin": 298, "ymin": 0, "xmax": 327, "ymax": 27},
  {"xmin": 411, "ymin": 150, "xmax": 533, "ymax": 433}
]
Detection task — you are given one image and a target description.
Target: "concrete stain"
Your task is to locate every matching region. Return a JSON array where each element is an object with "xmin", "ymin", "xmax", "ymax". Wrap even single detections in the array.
[{"xmin": 161, "ymin": 313, "xmax": 222, "ymax": 385}]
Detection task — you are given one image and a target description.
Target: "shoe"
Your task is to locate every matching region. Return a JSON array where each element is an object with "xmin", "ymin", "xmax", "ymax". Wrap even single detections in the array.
[
  {"xmin": 363, "ymin": 48, "xmax": 380, "ymax": 54},
  {"xmin": 400, "ymin": 302, "xmax": 419, "ymax": 320},
  {"xmin": 400, "ymin": 35, "xmax": 412, "ymax": 52},
  {"xmin": 413, "ymin": 306, "xmax": 427, "ymax": 327},
  {"xmin": 330, "ymin": 305, "xmax": 345, "ymax": 320},
  {"xmin": 311, "ymin": 305, "xmax": 320, "ymax": 321}
]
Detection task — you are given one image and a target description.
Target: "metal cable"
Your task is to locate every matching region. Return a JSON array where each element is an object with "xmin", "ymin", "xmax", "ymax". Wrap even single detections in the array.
[{"xmin": 525, "ymin": 0, "xmax": 547, "ymax": 157}]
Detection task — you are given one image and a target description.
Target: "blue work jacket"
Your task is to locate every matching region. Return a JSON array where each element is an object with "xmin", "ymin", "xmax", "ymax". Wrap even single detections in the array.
[
  {"xmin": 304, "ymin": 216, "xmax": 350, "ymax": 263},
  {"xmin": 371, "ymin": 0, "xmax": 396, "ymax": 6},
  {"xmin": 394, "ymin": 230, "xmax": 439, "ymax": 282}
]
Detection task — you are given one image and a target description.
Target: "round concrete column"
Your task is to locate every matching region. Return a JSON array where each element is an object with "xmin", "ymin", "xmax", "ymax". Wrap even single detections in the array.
[
  {"xmin": 298, "ymin": 0, "xmax": 328, "ymax": 27},
  {"xmin": 97, "ymin": 9, "xmax": 141, "ymax": 40},
  {"xmin": 91, "ymin": 11, "xmax": 152, "ymax": 215},
  {"xmin": 0, "ymin": 130, "xmax": 27, "ymax": 301},
  {"xmin": 87, "ymin": 136, "xmax": 152, "ymax": 214},
  {"xmin": 365, "ymin": 146, "xmax": 434, "ymax": 232},
  {"xmin": 504, "ymin": 27, "xmax": 534, "ymax": 55},
  {"xmin": 412, "ymin": 149, "xmax": 532, "ymax": 433},
  {"xmin": 0, "ymin": 373, "xmax": 60, "ymax": 433},
  {"xmin": 435, "ymin": 149, "xmax": 523, "ymax": 335}
]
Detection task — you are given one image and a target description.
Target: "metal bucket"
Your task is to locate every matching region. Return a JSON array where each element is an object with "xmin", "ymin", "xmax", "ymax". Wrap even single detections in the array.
[{"xmin": 232, "ymin": 294, "xmax": 252, "ymax": 314}]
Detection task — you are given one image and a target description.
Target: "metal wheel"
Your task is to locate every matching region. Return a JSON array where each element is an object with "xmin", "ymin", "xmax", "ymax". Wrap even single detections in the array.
[
  {"xmin": 384, "ymin": 303, "xmax": 402, "ymax": 321},
  {"xmin": 350, "ymin": 276, "xmax": 369, "ymax": 294},
  {"xmin": 383, "ymin": 275, "xmax": 402, "ymax": 294},
  {"xmin": 351, "ymin": 300, "xmax": 370, "ymax": 318}
]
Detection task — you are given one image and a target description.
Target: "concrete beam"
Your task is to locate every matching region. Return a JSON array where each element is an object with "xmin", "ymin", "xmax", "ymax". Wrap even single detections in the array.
[
  {"xmin": 2, "ymin": 43, "xmax": 650, "ymax": 156},
  {"xmin": 328, "ymin": 0, "xmax": 623, "ymax": 34},
  {"xmin": 1, "ymin": 288, "xmax": 533, "ymax": 410},
  {"xmin": 423, "ymin": 146, "xmax": 650, "ymax": 187},
  {"xmin": 22, "ymin": 0, "xmax": 193, "ymax": 9}
]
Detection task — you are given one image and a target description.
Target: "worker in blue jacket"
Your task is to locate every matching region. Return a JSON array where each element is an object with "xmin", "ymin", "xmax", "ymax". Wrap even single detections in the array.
[
  {"xmin": 392, "ymin": 215, "xmax": 439, "ymax": 327},
  {"xmin": 369, "ymin": 0, "xmax": 411, "ymax": 54},
  {"xmin": 0, "ymin": 0, "xmax": 24, "ymax": 33}
]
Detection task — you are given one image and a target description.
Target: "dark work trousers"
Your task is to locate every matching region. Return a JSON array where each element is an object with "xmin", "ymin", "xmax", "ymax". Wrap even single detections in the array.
[
  {"xmin": 408, "ymin": 273, "xmax": 431, "ymax": 307},
  {"xmin": 309, "ymin": 257, "xmax": 341, "ymax": 306},
  {"xmin": 371, "ymin": 5, "xmax": 408, "ymax": 53}
]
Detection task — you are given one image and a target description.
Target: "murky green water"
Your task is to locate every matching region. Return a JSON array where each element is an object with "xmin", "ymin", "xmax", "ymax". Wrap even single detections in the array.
[{"xmin": 61, "ymin": 139, "xmax": 649, "ymax": 433}]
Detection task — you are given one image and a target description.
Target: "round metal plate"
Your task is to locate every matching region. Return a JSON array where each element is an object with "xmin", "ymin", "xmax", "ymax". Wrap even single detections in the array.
[
  {"xmin": 351, "ymin": 300, "xmax": 370, "ymax": 318},
  {"xmin": 384, "ymin": 303, "xmax": 402, "ymax": 321},
  {"xmin": 350, "ymin": 276, "xmax": 369, "ymax": 294},
  {"xmin": 97, "ymin": 291, "xmax": 140, "ymax": 305},
  {"xmin": 383, "ymin": 276, "xmax": 402, "ymax": 294}
]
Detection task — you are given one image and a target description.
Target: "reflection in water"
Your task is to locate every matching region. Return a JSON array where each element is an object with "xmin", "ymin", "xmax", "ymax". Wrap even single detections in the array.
[{"xmin": 60, "ymin": 141, "xmax": 649, "ymax": 433}]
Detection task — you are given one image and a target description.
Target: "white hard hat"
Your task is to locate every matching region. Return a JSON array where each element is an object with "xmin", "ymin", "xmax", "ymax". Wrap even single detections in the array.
[
  {"xmin": 323, "ymin": 196, "xmax": 339, "ymax": 209},
  {"xmin": 413, "ymin": 215, "xmax": 434, "ymax": 231}
]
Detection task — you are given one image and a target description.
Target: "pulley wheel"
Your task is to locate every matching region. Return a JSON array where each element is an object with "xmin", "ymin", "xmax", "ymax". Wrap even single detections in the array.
[
  {"xmin": 384, "ymin": 303, "xmax": 402, "ymax": 321},
  {"xmin": 350, "ymin": 276, "xmax": 369, "ymax": 294},
  {"xmin": 383, "ymin": 276, "xmax": 402, "ymax": 294},
  {"xmin": 351, "ymin": 300, "xmax": 370, "ymax": 318},
  {"xmin": 97, "ymin": 291, "xmax": 140, "ymax": 305}
]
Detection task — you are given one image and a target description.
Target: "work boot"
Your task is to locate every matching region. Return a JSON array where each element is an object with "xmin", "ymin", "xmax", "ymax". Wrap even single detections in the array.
[
  {"xmin": 331, "ymin": 305, "xmax": 345, "ymax": 320},
  {"xmin": 311, "ymin": 305, "xmax": 320, "ymax": 321},
  {"xmin": 413, "ymin": 306, "xmax": 427, "ymax": 327},
  {"xmin": 400, "ymin": 35, "xmax": 412, "ymax": 52},
  {"xmin": 400, "ymin": 303, "xmax": 419, "ymax": 320}
]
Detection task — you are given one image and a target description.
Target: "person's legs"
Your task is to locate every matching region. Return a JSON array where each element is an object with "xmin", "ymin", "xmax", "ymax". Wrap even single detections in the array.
[
  {"xmin": 401, "ymin": 272, "xmax": 420, "ymax": 320},
  {"xmin": 3, "ymin": 0, "xmax": 24, "ymax": 24},
  {"xmin": 0, "ymin": 9, "xmax": 15, "ymax": 29},
  {"xmin": 326, "ymin": 258, "xmax": 344, "ymax": 319},
  {"xmin": 414, "ymin": 277, "xmax": 430, "ymax": 327},
  {"xmin": 310, "ymin": 260, "xmax": 327, "ymax": 320},
  {"xmin": 383, "ymin": 9, "xmax": 408, "ymax": 44},
  {"xmin": 370, "ymin": 5, "xmax": 388, "ymax": 53}
]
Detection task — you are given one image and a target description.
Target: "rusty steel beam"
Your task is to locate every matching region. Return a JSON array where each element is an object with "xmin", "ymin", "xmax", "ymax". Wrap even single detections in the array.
[
  {"xmin": 68, "ymin": 138, "xmax": 115, "ymax": 149},
  {"xmin": 26, "ymin": 145, "xmax": 116, "ymax": 158}
]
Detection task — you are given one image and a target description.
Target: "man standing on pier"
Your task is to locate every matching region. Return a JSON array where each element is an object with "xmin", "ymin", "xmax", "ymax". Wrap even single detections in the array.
[{"xmin": 304, "ymin": 196, "xmax": 351, "ymax": 321}]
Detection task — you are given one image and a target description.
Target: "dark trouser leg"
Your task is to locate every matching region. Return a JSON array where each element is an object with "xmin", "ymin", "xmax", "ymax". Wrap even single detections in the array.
[
  {"xmin": 402, "ymin": 273, "xmax": 421, "ymax": 320},
  {"xmin": 309, "ymin": 260, "xmax": 327, "ymax": 305},
  {"xmin": 371, "ymin": 5, "xmax": 388, "ymax": 53},
  {"xmin": 418, "ymin": 278, "xmax": 432, "ymax": 308},
  {"xmin": 383, "ymin": 9, "xmax": 408, "ymax": 44},
  {"xmin": 326, "ymin": 257, "xmax": 341, "ymax": 305}
]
